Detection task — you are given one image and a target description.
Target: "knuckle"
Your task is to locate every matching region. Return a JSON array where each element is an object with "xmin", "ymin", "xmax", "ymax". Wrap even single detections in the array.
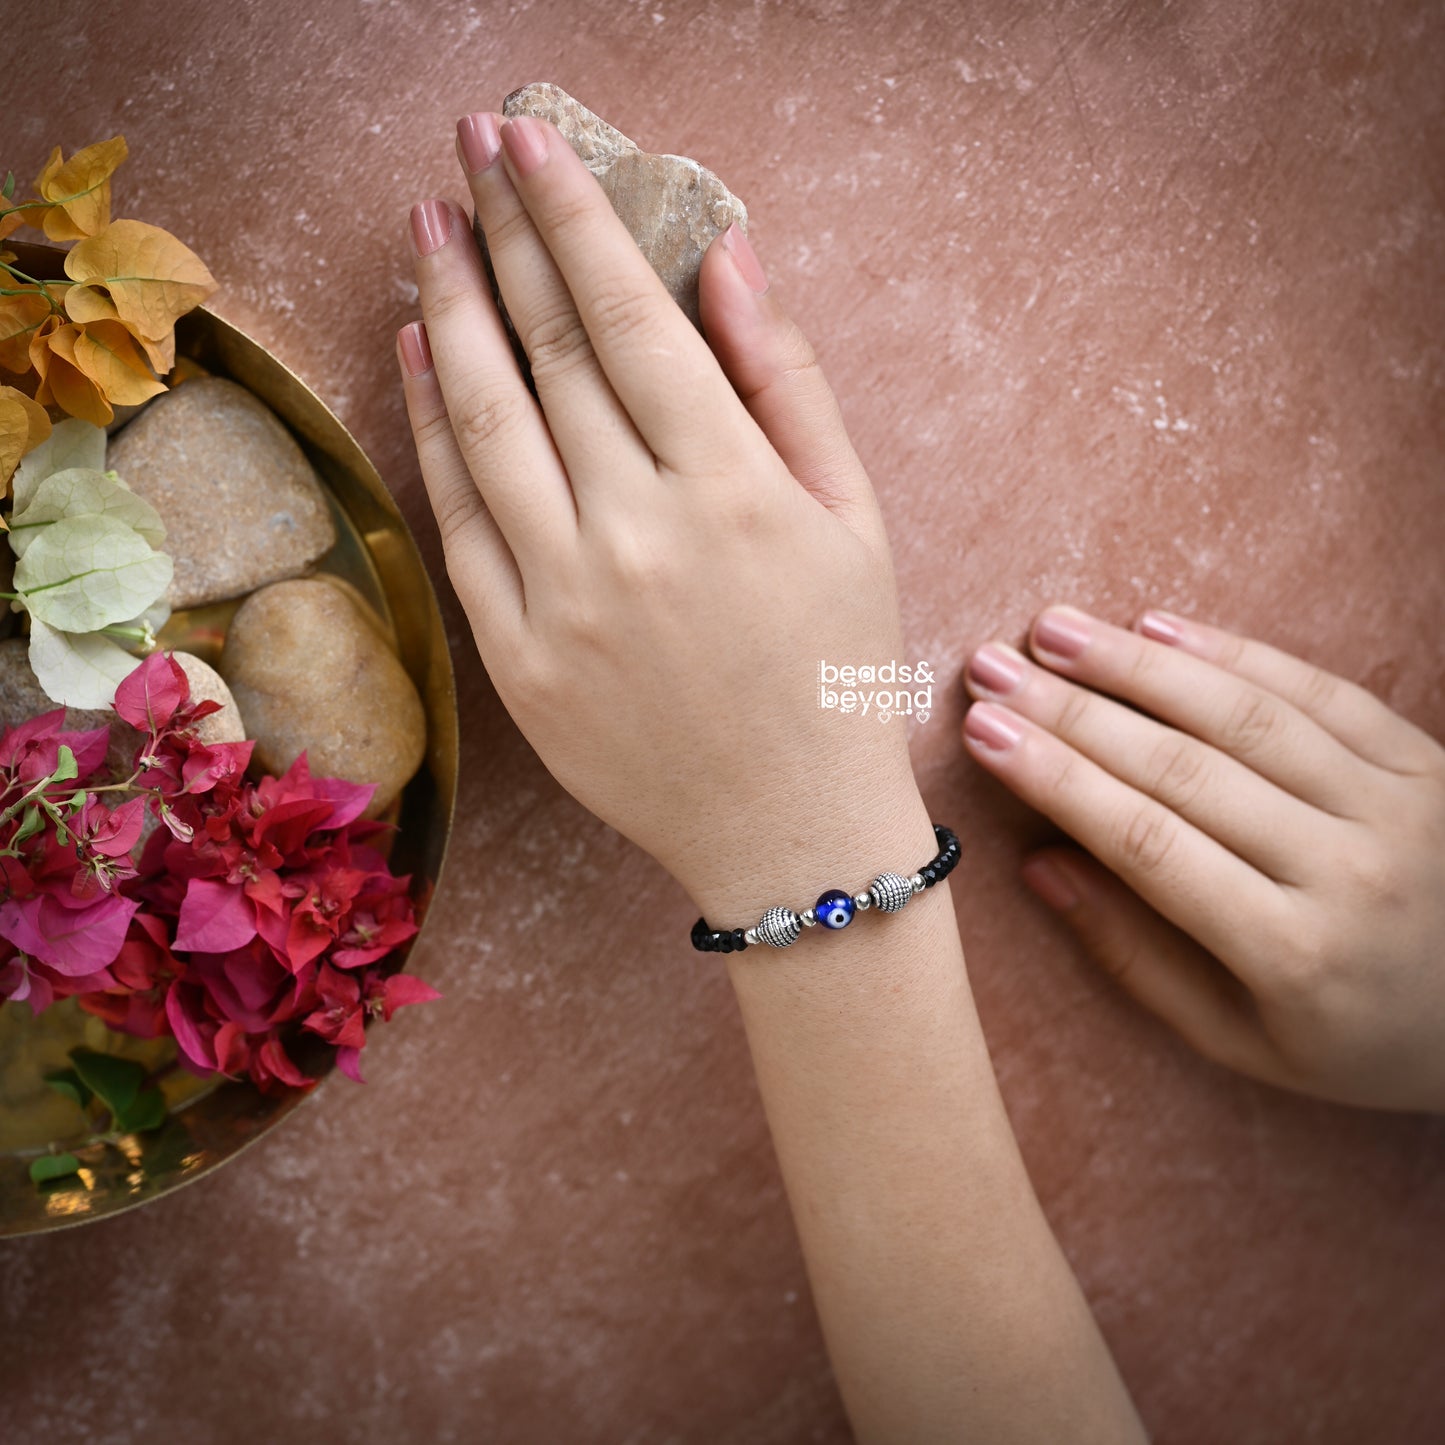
[
  {"xmin": 433, "ymin": 485, "xmax": 485, "ymax": 550},
  {"xmin": 419, "ymin": 283, "xmax": 472, "ymax": 329},
  {"xmin": 412, "ymin": 405, "xmax": 460, "ymax": 457},
  {"xmin": 1266, "ymin": 918, "xmax": 1336, "ymax": 1002},
  {"xmin": 1043, "ymin": 746, "xmax": 1080, "ymax": 797},
  {"xmin": 585, "ymin": 285, "xmax": 660, "ymax": 352},
  {"xmin": 1051, "ymin": 686, "xmax": 1096, "ymax": 739},
  {"xmin": 1144, "ymin": 736, "xmax": 1212, "ymax": 812},
  {"xmin": 1219, "ymin": 688, "xmax": 1284, "ymax": 756},
  {"xmin": 544, "ymin": 187, "xmax": 600, "ymax": 245},
  {"xmin": 777, "ymin": 319, "xmax": 822, "ymax": 379},
  {"xmin": 1117, "ymin": 637, "xmax": 1166, "ymax": 693},
  {"xmin": 601, "ymin": 526, "xmax": 673, "ymax": 592},
  {"xmin": 526, "ymin": 303, "xmax": 596, "ymax": 385},
  {"xmin": 714, "ymin": 483, "xmax": 778, "ymax": 539},
  {"xmin": 1342, "ymin": 845, "xmax": 1404, "ymax": 911},
  {"xmin": 1296, "ymin": 664, "xmax": 1341, "ymax": 717},
  {"xmin": 1212, "ymin": 632, "xmax": 1249, "ymax": 672},
  {"xmin": 451, "ymin": 385, "xmax": 529, "ymax": 459},
  {"xmin": 482, "ymin": 202, "xmax": 536, "ymax": 255},
  {"xmin": 1115, "ymin": 805, "xmax": 1179, "ymax": 879},
  {"xmin": 1086, "ymin": 928, "xmax": 1148, "ymax": 991},
  {"xmin": 500, "ymin": 643, "xmax": 558, "ymax": 711}
]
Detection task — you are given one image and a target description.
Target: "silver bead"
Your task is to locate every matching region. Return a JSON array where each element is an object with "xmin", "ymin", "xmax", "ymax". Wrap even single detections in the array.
[
  {"xmin": 756, "ymin": 907, "xmax": 802, "ymax": 948},
  {"xmin": 800, "ymin": 908, "xmax": 818, "ymax": 927},
  {"xmin": 911, "ymin": 873, "xmax": 926, "ymax": 893},
  {"xmin": 744, "ymin": 927, "xmax": 759, "ymax": 946},
  {"xmin": 852, "ymin": 891, "xmax": 871, "ymax": 911},
  {"xmin": 868, "ymin": 872, "xmax": 913, "ymax": 913}
]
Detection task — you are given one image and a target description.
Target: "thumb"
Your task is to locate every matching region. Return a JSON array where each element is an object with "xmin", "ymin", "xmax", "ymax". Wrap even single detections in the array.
[
  {"xmin": 1021, "ymin": 846, "xmax": 1280, "ymax": 1085},
  {"xmin": 698, "ymin": 222, "xmax": 879, "ymax": 533}
]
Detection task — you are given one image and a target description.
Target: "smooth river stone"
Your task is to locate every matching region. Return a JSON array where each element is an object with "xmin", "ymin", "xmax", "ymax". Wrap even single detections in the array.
[
  {"xmin": 218, "ymin": 578, "xmax": 425, "ymax": 818},
  {"xmin": 106, "ymin": 377, "xmax": 336, "ymax": 609},
  {"xmin": 475, "ymin": 82, "xmax": 749, "ymax": 339}
]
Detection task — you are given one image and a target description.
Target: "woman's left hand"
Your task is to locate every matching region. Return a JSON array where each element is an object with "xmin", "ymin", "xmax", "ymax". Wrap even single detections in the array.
[{"xmin": 963, "ymin": 608, "xmax": 1445, "ymax": 1112}]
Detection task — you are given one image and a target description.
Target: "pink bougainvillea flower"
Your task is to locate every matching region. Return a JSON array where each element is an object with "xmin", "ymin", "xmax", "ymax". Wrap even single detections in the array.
[
  {"xmin": 0, "ymin": 709, "xmax": 110, "ymax": 785},
  {"xmin": 0, "ymin": 889, "xmax": 138, "ymax": 974},
  {"xmin": 112, "ymin": 650, "xmax": 187, "ymax": 733},
  {"xmin": 1, "ymin": 650, "xmax": 437, "ymax": 1094},
  {"xmin": 253, "ymin": 1034, "xmax": 313, "ymax": 1092},
  {"xmin": 173, "ymin": 876, "xmax": 256, "ymax": 954}
]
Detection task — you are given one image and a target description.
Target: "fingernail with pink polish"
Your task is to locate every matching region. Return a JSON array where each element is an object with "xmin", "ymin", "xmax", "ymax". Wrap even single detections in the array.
[
  {"xmin": 964, "ymin": 702, "xmax": 1025, "ymax": 752},
  {"xmin": 1033, "ymin": 608, "xmax": 1091, "ymax": 660},
  {"xmin": 1021, "ymin": 856, "xmax": 1081, "ymax": 912},
  {"xmin": 966, "ymin": 644, "xmax": 1024, "ymax": 695},
  {"xmin": 500, "ymin": 114, "xmax": 549, "ymax": 175},
  {"xmin": 410, "ymin": 199, "xmax": 452, "ymax": 257},
  {"xmin": 398, "ymin": 321, "xmax": 432, "ymax": 378},
  {"xmin": 720, "ymin": 221, "xmax": 769, "ymax": 294},
  {"xmin": 1139, "ymin": 610, "xmax": 1185, "ymax": 646},
  {"xmin": 457, "ymin": 112, "xmax": 502, "ymax": 174}
]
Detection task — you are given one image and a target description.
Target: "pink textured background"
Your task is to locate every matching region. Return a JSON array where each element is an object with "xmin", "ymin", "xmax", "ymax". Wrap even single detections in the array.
[{"xmin": 5, "ymin": 1, "xmax": 1444, "ymax": 1440}]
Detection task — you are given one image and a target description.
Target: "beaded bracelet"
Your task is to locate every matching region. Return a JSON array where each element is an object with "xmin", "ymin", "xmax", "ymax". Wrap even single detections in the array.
[{"xmin": 690, "ymin": 823, "xmax": 960, "ymax": 953}]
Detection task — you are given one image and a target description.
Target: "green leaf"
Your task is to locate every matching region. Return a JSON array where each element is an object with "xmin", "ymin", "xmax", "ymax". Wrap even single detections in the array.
[
  {"xmin": 12, "ymin": 805, "xmax": 44, "ymax": 845},
  {"xmin": 13, "ymin": 513, "xmax": 173, "ymax": 632},
  {"xmin": 28, "ymin": 614, "xmax": 143, "ymax": 710},
  {"xmin": 50, "ymin": 743, "xmax": 77, "ymax": 783},
  {"xmin": 8, "ymin": 467, "xmax": 167, "ymax": 559},
  {"xmin": 10, "ymin": 419, "xmax": 107, "ymax": 513},
  {"xmin": 43, "ymin": 1067, "xmax": 94, "ymax": 1110},
  {"xmin": 69, "ymin": 1047, "xmax": 146, "ymax": 1119},
  {"xmin": 29, "ymin": 1153, "xmax": 82, "ymax": 1185},
  {"xmin": 2, "ymin": 171, "xmax": 15, "ymax": 201},
  {"xmin": 41, "ymin": 798, "xmax": 71, "ymax": 846},
  {"xmin": 114, "ymin": 1086, "xmax": 168, "ymax": 1134}
]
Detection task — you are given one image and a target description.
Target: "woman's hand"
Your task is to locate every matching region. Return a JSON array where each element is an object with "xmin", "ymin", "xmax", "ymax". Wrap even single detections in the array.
[
  {"xmin": 397, "ymin": 113, "xmax": 1148, "ymax": 1444},
  {"xmin": 963, "ymin": 608, "xmax": 1445, "ymax": 1112},
  {"xmin": 398, "ymin": 112, "xmax": 934, "ymax": 921}
]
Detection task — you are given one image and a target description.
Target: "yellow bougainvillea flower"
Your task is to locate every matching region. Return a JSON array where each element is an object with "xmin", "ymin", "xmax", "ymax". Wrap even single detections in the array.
[
  {"xmin": 64, "ymin": 219, "xmax": 217, "ymax": 343},
  {"xmin": 70, "ymin": 319, "xmax": 166, "ymax": 408},
  {"xmin": 0, "ymin": 383, "xmax": 53, "ymax": 495},
  {"xmin": 64, "ymin": 282, "xmax": 175, "ymax": 375},
  {"xmin": 31, "ymin": 320, "xmax": 113, "ymax": 428},
  {"xmin": 0, "ymin": 291, "xmax": 53, "ymax": 374},
  {"xmin": 31, "ymin": 135, "xmax": 129, "ymax": 242}
]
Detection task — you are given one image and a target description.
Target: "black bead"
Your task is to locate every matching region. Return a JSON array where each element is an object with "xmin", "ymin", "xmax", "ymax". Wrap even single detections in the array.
[
  {"xmin": 719, "ymin": 934, "xmax": 734, "ymax": 953},
  {"xmin": 923, "ymin": 865, "xmax": 937, "ymax": 885},
  {"xmin": 731, "ymin": 928, "xmax": 748, "ymax": 951}
]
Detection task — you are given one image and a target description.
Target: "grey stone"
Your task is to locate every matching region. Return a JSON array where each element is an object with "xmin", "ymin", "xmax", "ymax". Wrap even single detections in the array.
[
  {"xmin": 106, "ymin": 377, "xmax": 336, "ymax": 609},
  {"xmin": 475, "ymin": 81, "xmax": 749, "ymax": 339},
  {"xmin": 218, "ymin": 578, "xmax": 425, "ymax": 819}
]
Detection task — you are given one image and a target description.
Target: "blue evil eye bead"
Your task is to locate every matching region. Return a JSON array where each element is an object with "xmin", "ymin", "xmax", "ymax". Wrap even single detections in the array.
[{"xmin": 814, "ymin": 889, "xmax": 856, "ymax": 930}]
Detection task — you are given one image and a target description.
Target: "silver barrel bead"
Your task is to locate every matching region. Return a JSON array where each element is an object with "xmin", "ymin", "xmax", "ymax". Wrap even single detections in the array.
[
  {"xmin": 756, "ymin": 907, "xmax": 803, "ymax": 948},
  {"xmin": 868, "ymin": 872, "xmax": 914, "ymax": 913}
]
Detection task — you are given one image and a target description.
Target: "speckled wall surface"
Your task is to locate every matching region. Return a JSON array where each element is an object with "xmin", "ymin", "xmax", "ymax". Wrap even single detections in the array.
[{"xmin": 4, "ymin": 1, "xmax": 1444, "ymax": 1440}]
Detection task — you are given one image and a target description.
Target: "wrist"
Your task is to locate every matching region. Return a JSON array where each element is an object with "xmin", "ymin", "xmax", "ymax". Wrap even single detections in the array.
[{"xmin": 675, "ymin": 779, "xmax": 938, "ymax": 933}]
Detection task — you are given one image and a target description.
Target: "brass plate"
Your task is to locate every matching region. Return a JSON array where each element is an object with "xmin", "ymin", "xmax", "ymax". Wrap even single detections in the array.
[{"xmin": 0, "ymin": 242, "xmax": 458, "ymax": 1236}]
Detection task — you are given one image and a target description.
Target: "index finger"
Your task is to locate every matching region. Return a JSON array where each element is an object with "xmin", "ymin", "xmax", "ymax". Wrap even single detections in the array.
[
  {"xmin": 1137, "ymin": 611, "xmax": 1444, "ymax": 778},
  {"xmin": 496, "ymin": 114, "xmax": 746, "ymax": 472}
]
